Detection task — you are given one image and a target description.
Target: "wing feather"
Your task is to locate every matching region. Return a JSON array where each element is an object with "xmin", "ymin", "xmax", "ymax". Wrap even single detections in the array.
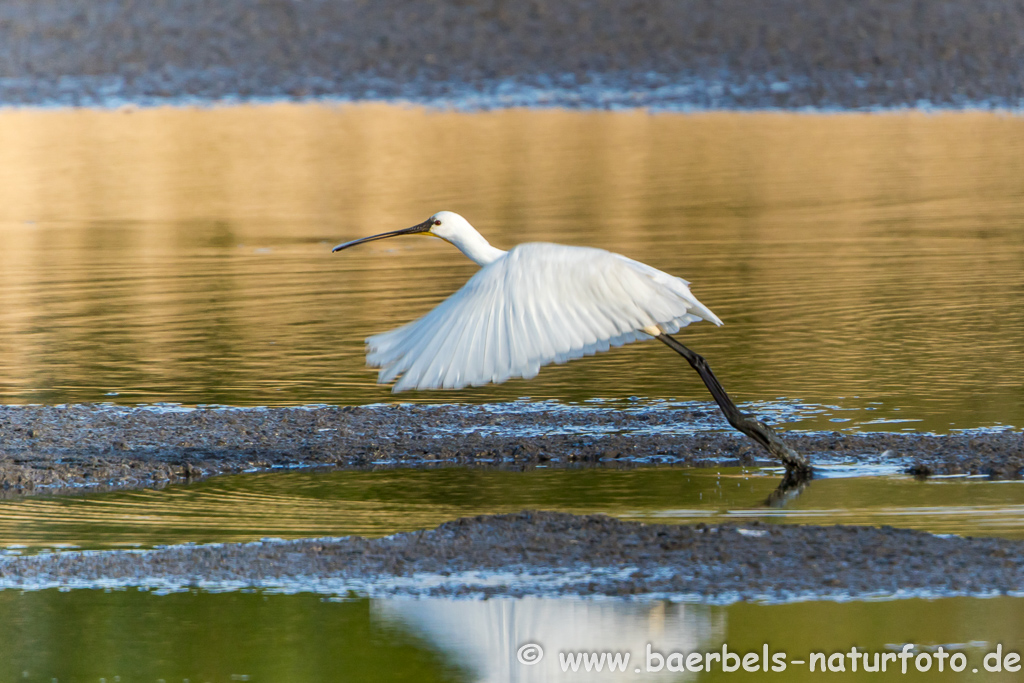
[
  {"xmin": 390, "ymin": 301, "xmax": 464, "ymax": 391},
  {"xmin": 366, "ymin": 243, "xmax": 722, "ymax": 392}
]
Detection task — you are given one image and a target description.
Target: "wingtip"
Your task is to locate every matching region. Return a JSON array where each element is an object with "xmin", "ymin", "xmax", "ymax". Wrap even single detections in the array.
[{"xmin": 701, "ymin": 309, "xmax": 724, "ymax": 327}]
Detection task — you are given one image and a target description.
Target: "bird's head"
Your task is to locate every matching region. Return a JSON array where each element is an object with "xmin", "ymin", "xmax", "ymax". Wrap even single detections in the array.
[{"xmin": 331, "ymin": 211, "xmax": 470, "ymax": 253}]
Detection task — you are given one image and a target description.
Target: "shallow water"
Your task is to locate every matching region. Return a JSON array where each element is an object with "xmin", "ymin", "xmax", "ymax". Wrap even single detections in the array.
[
  {"xmin": 4, "ymin": 467, "xmax": 1024, "ymax": 553},
  {"xmin": 0, "ymin": 106, "xmax": 1022, "ymax": 431},
  {"xmin": 1, "ymin": 104, "xmax": 1022, "ymax": 681},
  {"xmin": 0, "ymin": 590, "xmax": 1021, "ymax": 683}
]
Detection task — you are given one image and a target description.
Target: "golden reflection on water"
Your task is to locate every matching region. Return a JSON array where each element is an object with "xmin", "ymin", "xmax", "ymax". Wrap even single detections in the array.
[
  {"xmin": 4, "ymin": 468, "xmax": 1024, "ymax": 552},
  {"xmin": 0, "ymin": 105, "xmax": 1021, "ymax": 430}
]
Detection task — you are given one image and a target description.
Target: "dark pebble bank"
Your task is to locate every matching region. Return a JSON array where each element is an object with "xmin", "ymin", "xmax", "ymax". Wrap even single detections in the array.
[
  {"xmin": 4, "ymin": 511, "xmax": 1024, "ymax": 601},
  {"xmin": 0, "ymin": 403, "xmax": 1020, "ymax": 495},
  {"xmin": 1, "ymin": 0, "xmax": 1023, "ymax": 109}
]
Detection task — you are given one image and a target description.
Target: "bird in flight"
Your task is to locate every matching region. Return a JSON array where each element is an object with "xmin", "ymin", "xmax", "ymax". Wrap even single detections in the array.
[{"xmin": 333, "ymin": 211, "xmax": 809, "ymax": 482}]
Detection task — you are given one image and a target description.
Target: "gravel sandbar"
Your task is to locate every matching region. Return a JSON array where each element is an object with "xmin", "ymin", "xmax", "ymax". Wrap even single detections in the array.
[
  {"xmin": 0, "ymin": 404, "xmax": 1020, "ymax": 495},
  {"xmin": 1, "ymin": 1, "xmax": 1023, "ymax": 109},
  {"xmin": 3, "ymin": 511, "xmax": 1023, "ymax": 601}
]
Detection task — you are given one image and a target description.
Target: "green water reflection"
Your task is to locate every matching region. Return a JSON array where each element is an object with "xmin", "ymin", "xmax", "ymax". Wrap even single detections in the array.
[
  {"xmin": 702, "ymin": 597, "xmax": 1024, "ymax": 682},
  {"xmin": 0, "ymin": 590, "xmax": 1021, "ymax": 682},
  {"xmin": 0, "ymin": 107, "xmax": 1021, "ymax": 431},
  {"xmin": 5, "ymin": 468, "xmax": 1024, "ymax": 552},
  {"xmin": 0, "ymin": 590, "xmax": 465, "ymax": 683}
]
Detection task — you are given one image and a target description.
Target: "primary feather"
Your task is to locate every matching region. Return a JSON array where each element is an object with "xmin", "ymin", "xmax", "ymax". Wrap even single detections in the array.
[{"xmin": 367, "ymin": 242, "xmax": 722, "ymax": 392}]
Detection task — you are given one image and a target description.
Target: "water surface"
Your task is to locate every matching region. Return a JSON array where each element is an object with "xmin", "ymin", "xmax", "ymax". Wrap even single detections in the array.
[
  {"xmin": 0, "ymin": 106, "xmax": 1021, "ymax": 431},
  {"xmin": 2, "ymin": 104, "xmax": 1022, "ymax": 683},
  {"xmin": 5, "ymin": 467, "xmax": 1024, "ymax": 552},
  {"xmin": 0, "ymin": 590, "xmax": 1020, "ymax": 682}
]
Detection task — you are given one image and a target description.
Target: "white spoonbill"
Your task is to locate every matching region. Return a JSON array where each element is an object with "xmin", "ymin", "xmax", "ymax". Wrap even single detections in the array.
[{"xmin": 333, "ymin": 211, "xmax": 810, "ymax": 481}]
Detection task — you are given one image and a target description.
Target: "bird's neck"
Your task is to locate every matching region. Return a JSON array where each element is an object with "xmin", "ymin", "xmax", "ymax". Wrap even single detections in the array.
[{"xmin": 446, "ymin": 230, "xmax": 506, "ymax": 266}]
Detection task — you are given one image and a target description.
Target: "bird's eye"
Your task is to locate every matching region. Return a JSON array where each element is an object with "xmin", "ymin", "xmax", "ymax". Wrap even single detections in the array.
[{"xmin": 433, "ymin": 220, "xmax": 441, "ymax": 226}]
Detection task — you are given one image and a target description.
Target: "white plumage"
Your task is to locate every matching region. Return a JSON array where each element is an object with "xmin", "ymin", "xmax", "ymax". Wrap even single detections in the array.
[{"xmin": 333, "ymin": 211, "xmax": 722, "ymax": 392}]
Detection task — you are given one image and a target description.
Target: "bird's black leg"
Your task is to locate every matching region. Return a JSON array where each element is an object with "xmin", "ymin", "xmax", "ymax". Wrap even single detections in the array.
[{"xmin": 657, "ymin": 334, "xmax": 812, "ymax": 495}]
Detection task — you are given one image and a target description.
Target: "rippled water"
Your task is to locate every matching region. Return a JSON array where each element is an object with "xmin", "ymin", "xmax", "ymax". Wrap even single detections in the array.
[
  {"xmin": 0, "ymin": 106, "xmax": 1022, "ymax": 431},
  {"xmin": 4, "ymin": 467, "xmax": 1024, "ymax": 552},
  {"xmin": 1, "ymin": 105, "xmax": 1023, "ymax": 681}
]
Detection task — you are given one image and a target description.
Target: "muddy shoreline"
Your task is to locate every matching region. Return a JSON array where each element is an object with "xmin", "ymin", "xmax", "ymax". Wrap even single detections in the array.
[
  {"xmin": 0, "ymin": 403, "xmax": 1019, "ymax": 496},
  {"xmin": 2, "ymin": 0, "xmax": 1023, "ymax": 109},
  {"xmin": 2, "ymin": 511, "xmax": 1022, "ymax": 601}
]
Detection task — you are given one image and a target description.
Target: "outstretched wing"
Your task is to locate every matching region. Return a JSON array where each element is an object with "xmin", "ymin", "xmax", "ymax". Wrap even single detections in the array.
[{"xmin": 367, "ymin": 243, "xmax": 722, "ymax": 392}]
